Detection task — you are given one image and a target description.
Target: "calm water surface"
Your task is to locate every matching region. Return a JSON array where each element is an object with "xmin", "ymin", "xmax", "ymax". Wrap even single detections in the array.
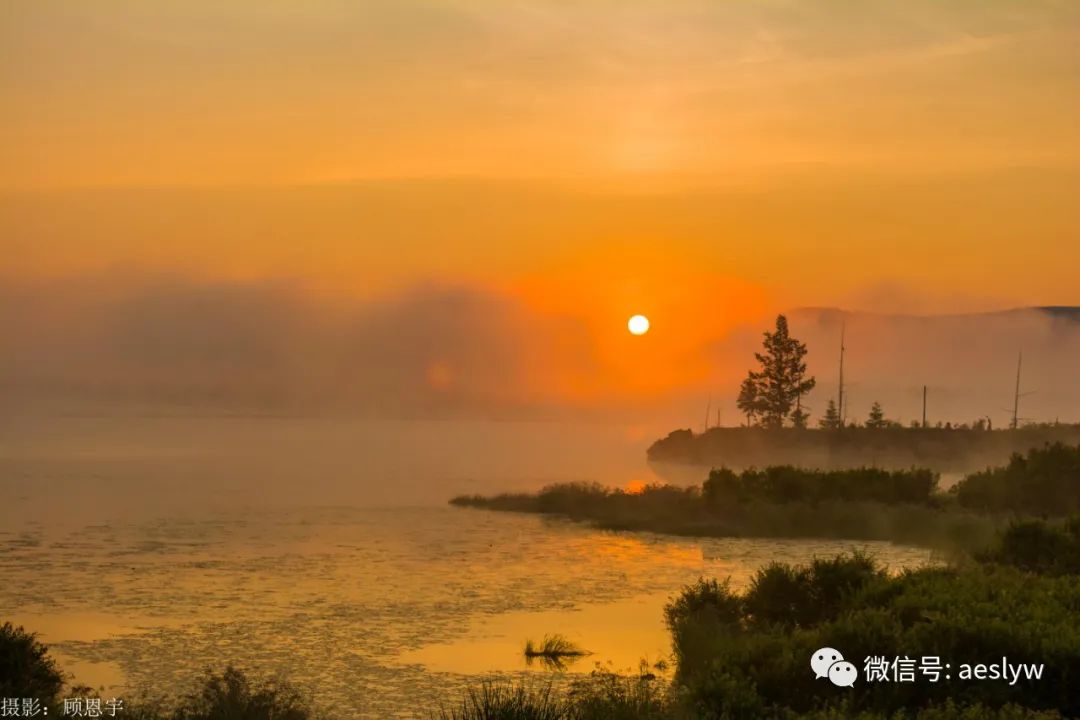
[{"xmin": 0, "ymin": 417, "xmax": 935, "ymax": 718}]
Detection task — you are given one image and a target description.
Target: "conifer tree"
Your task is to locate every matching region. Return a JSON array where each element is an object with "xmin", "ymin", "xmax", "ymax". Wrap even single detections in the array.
[
  {"xmin": 737, "ymin": 315, "xmax": 816, "ymax": 428},
  {"xmin": 867, "ymin": 401, "xmax": 887, "ymax": 429},
  {"xmin": 819, "ymin": 399, "xmax": 841, "ymax": 429},
  {"xmin": 737, "ymin": 376, "xmax": 760, "ymax": 426}
]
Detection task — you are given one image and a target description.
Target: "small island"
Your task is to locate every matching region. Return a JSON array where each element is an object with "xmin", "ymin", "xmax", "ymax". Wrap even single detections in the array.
[
  {"xmin": 646, "ymin": 314, "xmax": 1080, "ymax": 474},
  {"xmin": 647, "ymin": 423, "xmax": 1080, "ymax": 475}
]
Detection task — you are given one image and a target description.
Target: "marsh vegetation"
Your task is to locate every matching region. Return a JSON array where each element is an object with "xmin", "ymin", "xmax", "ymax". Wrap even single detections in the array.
[
  {"xmin": 524, "ymin": 635, "xmax": 590, "ymax": 670},
  {"xmin": 9, "ymin": 514, "xmax": 1079, "ymax": 719},
  {"xmin": 452, "ymin": 444, "xmax": 1080, "ymax": 550},
  {"xmin": 9, "ymin": 447, "xmax": 1080, "ymax": 719}
]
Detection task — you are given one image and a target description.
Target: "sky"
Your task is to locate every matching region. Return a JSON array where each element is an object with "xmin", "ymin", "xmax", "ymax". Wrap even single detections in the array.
[{"xmin": 2, "ymin": 0, "xmax": 1079, "ymax": 421}]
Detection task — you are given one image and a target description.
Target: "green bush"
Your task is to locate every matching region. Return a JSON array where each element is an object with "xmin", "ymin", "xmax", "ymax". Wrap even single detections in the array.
[
  {"xmin": 703, "ymin": 466, "xmax": 939, "ymax": 506},
  {"xmin": 744, "ymin": 562, "xmax": 812, "ymax": 627},
  {"xmin": 952, "ymin": 443, "xmax": 1080, "ymax": 515},
  {"xmin": 664, "ymin": 554, "xmax": 1080, "ymax": 718},
  {"xmin": 978, "ymin": 516, "xmax": 1080, "ymax": 575},
  {"xmin": 0, "ymin": 622, "xmax": 64, "ymax": 707},
  {"xmin": 451, "ymin": 477, "xmax": 996, "ymax": 549},
  {"xmin": 795, "ymin": 701, "xmax": 1063, "ymax": 719},
  {"xmin": 566, "ymin": 666, "xmax": 670, "ymax": 720},
  {"xmin": 168, "ymin": 667, "xmax": 312, "ymax": 720},
  {"xmin": 804, "ymin": 551, "xmax": 888, "ymax": 623},
  {"xmin": 663, "ymin": 577, "xmax": 743, "ymax": 675},
  {"xmin": 432, "ymin": 681, "xmax": 565, "ymax": 720}
]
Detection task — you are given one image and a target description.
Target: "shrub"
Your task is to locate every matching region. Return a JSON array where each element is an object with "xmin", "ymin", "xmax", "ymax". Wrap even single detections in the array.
[
  {"xmin": 804, "ymin": 551, "xmax": 887, "ymax": 622},
  {"xmin": 432, "ymin": 681, "xmax": 565, "ymax": 720},
  {"xmin": 0, "ymin": 622, "xmax": 64, "ymax": 707},
  {"xmin": 566, "ymin": 666, "xmax": 670, "ymax": 720},
  {"xmin": 703, "ymin": 466, "xmax": 939, "ymax": 506},
  {"xmin": 169, "ymin": 666, "xmax": 312, "ymax": 720},
  {"xmin": 665, "ymin": 554, "xmax": 1080, "ymax": 718},
  {"xmin": 664, "ymin": 577, "xmax": 742, "ymax": 633},
  {"xmin": 743, "ymin": 562, "xmax": 812, "ymax": 627},
  {"xmin": 978, "ymin": 516, "xmax": 1080, "ymax": 575},
  {"xmin": 953, "ymin": 443, "xmax": 1080, "ymax": 515},
  {"xmin": 664, "ymin": 578, "xmax": 743, "ymax": 672}
]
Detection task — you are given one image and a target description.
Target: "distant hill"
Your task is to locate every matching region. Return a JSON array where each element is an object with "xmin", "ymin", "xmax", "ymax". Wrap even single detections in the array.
[
  {"xmin": 790, "ymin": 305, "xmax": 1080, "ymax": 321},
  {"xmin": 1034, "ymin": 306, "xmax": 1080, "ymax": 321}
]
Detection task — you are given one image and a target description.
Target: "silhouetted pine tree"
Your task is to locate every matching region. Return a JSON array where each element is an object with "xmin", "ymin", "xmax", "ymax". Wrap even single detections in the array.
[
  {"xmin": 737, "ymin": 315, "xmax": 816, "ymax": 429},
  {"xmin": 737, "ymin": 376, "xmax": 760, "ymax": 426},
  {"xmin": 819, "ymin": 399, "xmax": 841, "ymax": 429},
  {"xmin": 867, "ymin": 401, "xmax": 887, "ymax": 429}
]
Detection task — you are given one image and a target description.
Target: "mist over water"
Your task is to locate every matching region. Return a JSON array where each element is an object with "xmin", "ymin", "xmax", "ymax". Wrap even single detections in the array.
[
  {"xmin": 3, "ymin": 273, "xmax": 1078, "ymax": 426},
  {"xmin": 1, "ymin": 417, "xmax": 933, "ymax": 717},
  {"xmin": 1, "ymin": 280, "xmax": 1073, "ymax": 716},
  {"xmin": 784, "ymin": 307, "xmax": 1080, "ymax": 426},
  {"xmin": 0, "ymin": 415, "xmax": 667, "ymax": 515}
]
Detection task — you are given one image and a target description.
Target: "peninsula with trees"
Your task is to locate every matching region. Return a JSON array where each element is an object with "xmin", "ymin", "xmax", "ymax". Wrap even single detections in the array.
[{"xmin": 649, "ymin": 314, "xmax": 1080, "ymax": 474}]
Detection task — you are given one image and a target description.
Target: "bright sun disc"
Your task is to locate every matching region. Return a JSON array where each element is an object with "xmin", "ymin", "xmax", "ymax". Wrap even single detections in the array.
[{"xmin": 628, "ymin": 314, "xmax": 650, "ymax": 335}]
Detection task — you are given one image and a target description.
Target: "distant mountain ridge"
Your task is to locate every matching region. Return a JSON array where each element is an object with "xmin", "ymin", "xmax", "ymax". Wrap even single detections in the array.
[
  {"xmin": 790, "ymin": 306, "xmax": 1080, "ymax": 321},
  {"xmin": 1036, "ymin": 306, "xmax": 1080, "ymax": 321}
]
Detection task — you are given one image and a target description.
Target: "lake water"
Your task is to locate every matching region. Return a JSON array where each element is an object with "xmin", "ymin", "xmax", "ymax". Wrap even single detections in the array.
[{"xmin": 0, "ymin": 417, "xmax": 935, "ymax": 718}]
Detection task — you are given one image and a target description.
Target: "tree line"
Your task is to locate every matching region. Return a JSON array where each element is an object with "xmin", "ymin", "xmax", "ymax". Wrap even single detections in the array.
[{"xmin": 735, "ymin": 314, "xmax": 977, "ymax": 430}]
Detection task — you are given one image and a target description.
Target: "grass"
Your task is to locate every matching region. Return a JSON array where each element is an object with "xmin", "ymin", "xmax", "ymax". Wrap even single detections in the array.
[
  {"xmin": 431, "ymin": 666, "xmax": 672, "ymax": 720},
  {"xmin": 452, "ymin": 445, "xmax": 1080, "ymax": 551},
  {"xmin": 429, "ymin": 516, "xmax": 1080, "ymax": 717},
  {"xmin": 524, "ymin": 635, "xmax": 590, "ymax": 670},
  {"xmin": 0, "ymin": 657, "xmax": 321, "ymax": 720},
  {"xmin": 451, "ymin": 481, "xmax": 1002, "ymax": 551},
  {"xmin": 432, "ymin": 681, "xmax": 566, "ymax": 720}
]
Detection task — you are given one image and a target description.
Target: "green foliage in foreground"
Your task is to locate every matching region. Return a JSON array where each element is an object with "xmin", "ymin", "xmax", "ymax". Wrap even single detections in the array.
[
  {"xmin": 0, "ymin": 623, "xmax": 65, "ymax": 709},
  {"xmin": 978, "ymin": 515, "xmax": 1080, "ymax": 576},
  {"xmin": 433, "ymin": 524, "xmax": 1080, "ymax": 719},
  {"xmin": 433, "ymin": 681, "xmax": 566, "ymax": 720},
  {"xmin": 165, "ymin": 667, "xmax": 311, "ymax": 720},
  {"xmin": 0, "ymin": 651, "xmax": 316, "ymax": 720},
  {"xmin": 951, "ymin": 443, "xmax": 1080, "ymax": 516},
  {"xmin": 110, "ymin": 667, "xmax": 315, "ymax": 720},
  {"xmin": 433, "ymin": 688, "xmax": 1063, "ymax": 720},
  {"xmin": 665, "ymin": 552, "xmax": 1080, "ymax": 719},
  {"xmin": 431, "ymin": 669, "xmax": 671, "ymax": 720}
]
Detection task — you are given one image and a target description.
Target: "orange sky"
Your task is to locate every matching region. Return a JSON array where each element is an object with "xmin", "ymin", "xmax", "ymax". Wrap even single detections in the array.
[
  {"xmin": 4, "ymin": 1, "xmax": 1079, "ymax": 305},
  {"xmin": 2, "ymin": 1, "xmax": 1080, "ymax": 418},
  {"xmin": 5, "ymin": 2, "xmax": 1080, "ymax": 188}
]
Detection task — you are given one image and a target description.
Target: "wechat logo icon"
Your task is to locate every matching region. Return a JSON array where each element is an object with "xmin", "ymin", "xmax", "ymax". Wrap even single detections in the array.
[{"xmin": 812, "ymin": 647, "xmax": 857, "ymax": 687}]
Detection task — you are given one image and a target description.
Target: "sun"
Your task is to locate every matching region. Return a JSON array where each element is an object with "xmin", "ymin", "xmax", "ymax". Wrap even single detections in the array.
[{"xmin": 627, "ymin": 314, "xmax": 650, "ymax": 335}]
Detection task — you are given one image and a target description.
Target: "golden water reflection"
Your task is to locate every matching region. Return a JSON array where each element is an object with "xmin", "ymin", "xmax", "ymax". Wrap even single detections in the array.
[
  {"xmin": 399, "ymin": 592, "xmax": 673, "ymax": 675},
  {"xmin": 2, "ymin": 502, "xmax": 935, "ymax": 718}
]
